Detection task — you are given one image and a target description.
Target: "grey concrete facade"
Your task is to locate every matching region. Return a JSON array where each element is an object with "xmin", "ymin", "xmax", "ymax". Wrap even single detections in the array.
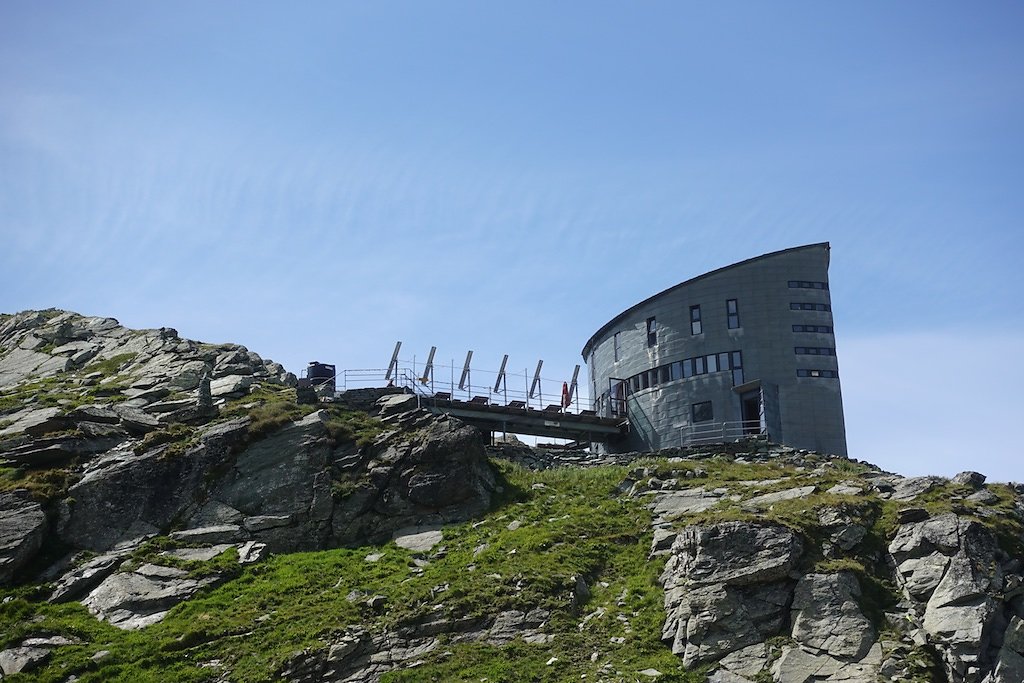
[{"xmin": 582, "ymin": 243, "xmax": 847, "ymax": 456}]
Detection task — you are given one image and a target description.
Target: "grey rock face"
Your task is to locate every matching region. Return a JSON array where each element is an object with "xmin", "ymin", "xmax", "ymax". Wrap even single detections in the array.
[
  {"xmin": 276, "ymin": 608, "xmax": 552, "ymax": 683},
  {"xmin": 375, "ymin": 393, "xmax": 417, "ymax": 417},
  {"xmin": 952, "ymin": 471, "xmax": 987, "ymax": 489},
  {"xmin": 0, "ymin": 645, "xmax": 51, "ymax": 675},
  {"xmin": 660, "ymin": 522, "xmax": 802, "ymax": 668},
  {"xmin": 649, "ymin": 487, "xmax": 723, "ymax": 520},
  {"xmin": 0, "ymin": 406, "xmax": 69, "ymax": 438},
  {"xmin": 743, "ymin": 485, "xmax": 816, "ymax": 508},
  {"xmin": 889, "ymin": 512, "xmax": 1005, "ymax": 682},
  {"xmin": 889, "ymin": 475, "xmax": 945, "ymax": 501},
  {"xmin": 0, "ymin": 492, "xmax": 47, "ymax": 584},
  {"xmin": 331, "ymin": 415, "xmax": 497, "ymax": 547},
  {"xmin": 771, "ymin": 642, "xmax": 883, "ymax": 683},
  {"xmin": 48, "ymin": 550, "xmax": 129, "ymax": 603},
  {"xmin": 791, "ymin": 572, "xmax": 874, "ymax": 659},
  {"xmin": 203, "ymin": 411, "xmax": 333, "ymax": 552},
  {"xmin": 57, "ymin": 441, "xmax": 227, "ymax": 551},
  {"xmin": 82, "ymin": 562, "xmax": 218, "ymax": 630},
  {"xmin": 987, "ymin": 616, "xmax": 1024, "ymax": 683}
]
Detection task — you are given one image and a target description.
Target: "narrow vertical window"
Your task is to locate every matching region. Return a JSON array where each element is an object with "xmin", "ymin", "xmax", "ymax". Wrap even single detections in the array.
[
  {"xmin": 690, "ymin": 305, "xmax": 702, "ymax": 335},
  {"xmin": 613, "ymin": 332, "xmax": 620, "ymax": 361},
  {"xmin": 646, "ymin": 317, "xmax": 657, "ymax": 347},
  {"xmin": 670, "ymin": 361, "xmax": 682, "ymax": 381},
  {"xmin": 726, "ymin": 299, "xmax": 740, "ymax": 329},
  {"xmin": 731, "ymin": 350, "xmax": 744, "ymax": 386}
]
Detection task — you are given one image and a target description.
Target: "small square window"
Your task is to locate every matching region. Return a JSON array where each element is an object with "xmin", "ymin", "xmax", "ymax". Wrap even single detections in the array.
[{"xmin": 692, "ymin": 401, "xmax": 713, "ymax": 423}]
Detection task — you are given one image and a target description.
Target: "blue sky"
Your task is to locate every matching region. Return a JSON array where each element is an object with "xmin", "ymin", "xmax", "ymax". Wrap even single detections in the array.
[{"xmin": 2, "ymin": 2, "xmax": 1022, "ymax": 480}]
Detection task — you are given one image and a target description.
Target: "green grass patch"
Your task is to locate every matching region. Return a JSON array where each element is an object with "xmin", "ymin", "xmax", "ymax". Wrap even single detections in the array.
[
  {"xmin": 219, "ymin": 386, "xmax": 319, "ymax": 442},
  {"xmin": 0, "ymin": 375, "xmax": 129, "ymax": 416},
  {"xmin": 81, "ymin": 353, "xmax": 138, "ymax": 378},
  {"xmin": 133, "ymin": 423, "xmax": 196, "ymax": 456},
  {"xmin": 324, "ymin": 409, "xmax": 384, "ymax": 449},
  {"xmin": 0, "ymin": 464, "xmax": 78, "ymax": 500}
]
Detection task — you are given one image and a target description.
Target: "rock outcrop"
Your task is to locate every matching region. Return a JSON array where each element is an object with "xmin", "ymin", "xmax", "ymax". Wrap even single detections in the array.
[{"xmin": 627, "ymin": 458, "xmax": 1024, "ymax": 683}]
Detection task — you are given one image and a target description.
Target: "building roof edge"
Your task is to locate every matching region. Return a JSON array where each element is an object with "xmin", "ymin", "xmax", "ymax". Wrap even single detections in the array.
[{"xmin": 581, "ymin": 242, "xmax": 831, "ymax": 359}]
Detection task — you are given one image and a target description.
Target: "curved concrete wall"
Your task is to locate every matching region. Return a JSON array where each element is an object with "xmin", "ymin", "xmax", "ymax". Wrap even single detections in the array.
[{"xmin": 582, "ymin": 243, "xmax": 847, "ymax": 456}]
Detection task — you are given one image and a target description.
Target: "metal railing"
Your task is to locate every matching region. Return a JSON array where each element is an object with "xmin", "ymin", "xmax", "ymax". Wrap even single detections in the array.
[
  {"xmin": 675, "ymin": 420, "xmax": 766, "ymax": 447},
  {"xmin": 307, "ymin": 364, "xmax": 601, "ymax": 417}
]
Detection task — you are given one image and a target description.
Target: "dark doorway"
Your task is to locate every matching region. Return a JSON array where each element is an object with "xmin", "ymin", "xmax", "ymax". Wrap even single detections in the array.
[{"xmin": 740, "ymin": 390, "xmax": 762, "ymax": 435}]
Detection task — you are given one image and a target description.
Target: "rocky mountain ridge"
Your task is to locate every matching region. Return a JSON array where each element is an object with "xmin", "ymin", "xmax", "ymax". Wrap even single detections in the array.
[{"xmin": 1, "ymin": 310, "xmax": 1023, "ymax": 683}]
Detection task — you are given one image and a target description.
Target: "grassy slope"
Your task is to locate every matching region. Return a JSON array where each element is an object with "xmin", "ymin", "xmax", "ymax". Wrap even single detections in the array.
[
  {"xmin": 0, "ymin": 461, "xmax": 696, "ymax": 683},
  {"xmin": 2, "ymin": 448, "xmax": 1020, "ymax": 682}
]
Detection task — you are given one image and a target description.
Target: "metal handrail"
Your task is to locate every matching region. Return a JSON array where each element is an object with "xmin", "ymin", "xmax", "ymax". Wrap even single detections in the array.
[
  {"xmin": 676, "ymin": 419, "xmax": 766, "ymax": 446},
  {"xmin": 315, "ymin": 366, "xmax": 600, "ymax": 416}
]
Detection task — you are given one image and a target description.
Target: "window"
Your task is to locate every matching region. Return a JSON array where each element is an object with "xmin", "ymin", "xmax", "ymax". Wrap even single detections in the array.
[
  {"xmin": 620, "ymin": 348, "xmax": 748, "ymax": 393},
  {"xmin": 646, "ymin": 317, "xmax": 657, "ymax": 347},
  {"xmin": 613, "ymin": 332, "xmax": 620, "ymax": 361},
  {"xmin": 692, "ymin": 401, "xmax": 714, "ymax": 423},
  {"xmin": 790, "ymin": 302, "xmax": 831, "ymax": 312},
  {"xmin": 788, "ymin": 280, "xmax": 829, "ymax": 290},
  {"xmin": 670, "ymin": 361, "xmax": 682, "ymax": 381},
  {"xmin": 690, "ymin": 305, "xmax": 702, "ymax": 335},
  {"xmin": 792, "ymin": 324, "xmax": 833, "ymax": 334},
  {"xmin": 706, "ymin": 354, "xmax": 718, "ymax": 373},
  {"xmin": 797, "ymin": 369, "xmax": 839, "ymax": 378},
  {"xmin": 730, "ymin": 351, "xmax": 744, "ymax": 386},
  {"xmin": 717, "ymin": 352, "xmax": 730, "ymax": 371},
  {"xmin": 726, "ymin": 299, "xmax": 740, "ymax": 329},
  {"xmin": 795, "ymin": 347, "xmax": 836, "ymax": 356}
]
